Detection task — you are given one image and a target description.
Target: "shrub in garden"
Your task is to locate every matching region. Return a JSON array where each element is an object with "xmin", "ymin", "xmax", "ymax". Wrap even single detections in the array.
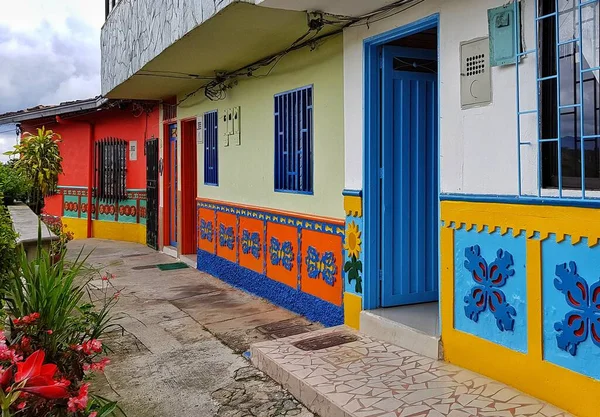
[
  {"xmin": 0, "ymin": 242, "xmax": 123, "ymax": 416},
  {"xmin": 0, "ymin": 202, "xmax": 17, "ymax": 279},
  {"xmin": 0, "ymin": 162, "xmax": 32, "ymax": 206},
  {"xmin": 41, "ymin": 215, "xmax": 74, "ymax": 259}
]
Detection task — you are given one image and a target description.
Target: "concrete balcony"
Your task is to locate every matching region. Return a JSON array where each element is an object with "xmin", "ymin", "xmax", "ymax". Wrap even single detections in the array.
[{"xmin": 101, "ymin": 0, "xmax": 344, "ymax": 100}]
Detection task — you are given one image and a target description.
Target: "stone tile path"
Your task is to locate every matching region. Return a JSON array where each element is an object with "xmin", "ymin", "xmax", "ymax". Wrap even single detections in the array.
[{"xmin": 251, "ymin": 327, "xmax": 572, "ymax": 417}]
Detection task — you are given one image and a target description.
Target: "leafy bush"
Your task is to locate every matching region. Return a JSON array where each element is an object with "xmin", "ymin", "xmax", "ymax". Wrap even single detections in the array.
[
  {"xmin": 0, "ymin": 203, "xmax": 17, "ymax": 278},
  {"xmin": 0, "ymin": 162, "xmax": 32, "ymax": 205},
  {"xmin": 0, "ymin": 242, "xmax": 123, "ymax": 416}
]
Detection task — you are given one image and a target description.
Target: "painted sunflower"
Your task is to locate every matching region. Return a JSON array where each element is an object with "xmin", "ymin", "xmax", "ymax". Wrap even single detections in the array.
[{"xmin": 344, "ymin": 221, "xmax": 362, "ymax": 259}]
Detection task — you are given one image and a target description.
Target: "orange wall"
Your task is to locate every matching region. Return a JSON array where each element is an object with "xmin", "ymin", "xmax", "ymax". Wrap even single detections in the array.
[{"xmin": 22, "ymin": 105, "xmax": 160, "ymax": 218}]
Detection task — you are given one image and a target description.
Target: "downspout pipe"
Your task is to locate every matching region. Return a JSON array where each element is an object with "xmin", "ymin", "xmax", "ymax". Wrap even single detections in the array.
[{"xmin": 56, "ymin": 116, "xmax": 94, "ymax": 238}]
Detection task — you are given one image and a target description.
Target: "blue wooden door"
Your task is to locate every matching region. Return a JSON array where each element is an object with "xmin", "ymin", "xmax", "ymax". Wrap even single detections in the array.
[
  {"xmin": 381, "ymin": 46, "xmax": 438, "ymax": 307},
  {"xmin": 168, "ymin": 123, "xmax": 178, "ymax": 247}
]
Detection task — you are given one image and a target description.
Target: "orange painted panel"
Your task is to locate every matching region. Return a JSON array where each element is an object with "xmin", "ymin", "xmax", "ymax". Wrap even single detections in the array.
[
  {"xmin": 216, "ymin": 212, "xmax": 236, "ymax": 262},
  {"xmin": 239, "ymin": 217, "xmax": 265, "ymax": 274},
  {"xmin": 198, "ymin": 208, "xmax": 216, "ymax": 254},
  {"xmin": 266, "ymin": 223, "xmax": 298, "ymax": 289},
  {"xmin": 301, "ymin": 230, "xmax": 343, "ymax": 306}
]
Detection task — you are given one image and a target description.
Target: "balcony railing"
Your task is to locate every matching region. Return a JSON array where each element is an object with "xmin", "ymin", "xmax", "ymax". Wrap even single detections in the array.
[{"xmin": 105, "ymin": 0, "xmax": 121, "ymax": 19}]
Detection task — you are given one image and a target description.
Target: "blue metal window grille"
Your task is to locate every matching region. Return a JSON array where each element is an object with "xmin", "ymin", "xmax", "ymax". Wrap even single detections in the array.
[
  {"xmin": 204, "ymin": 110, "xmax": 218, "ymax": 186},
  {"xmin": 274, "ymin": 85, "xmax": 314, "ymax": 194},
  {"xmin": 515, "ymin": 0, "xmax": 600, "ymax": 199}
]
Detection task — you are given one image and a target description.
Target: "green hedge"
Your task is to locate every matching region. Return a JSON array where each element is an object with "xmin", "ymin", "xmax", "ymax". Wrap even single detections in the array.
[{"xmin": 0, "ymin": 201, "xmax": 17, "ymax": 276}]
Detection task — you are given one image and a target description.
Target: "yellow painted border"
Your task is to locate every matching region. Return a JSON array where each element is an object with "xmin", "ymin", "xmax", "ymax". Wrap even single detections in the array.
[
  {"xmin": 442, "ymin": 200, "xmax": 600, "ymax": 246},
  {"xmin": 343, "ymin": 292, "xmax": 362, "ymax": 330},
  {"xmin": 344, "ymin": 196, "xmax": 362, "ymax": 217},
  {"xmin": 441, "ymin": 201, "xmax": 600, "ymax": 417}
]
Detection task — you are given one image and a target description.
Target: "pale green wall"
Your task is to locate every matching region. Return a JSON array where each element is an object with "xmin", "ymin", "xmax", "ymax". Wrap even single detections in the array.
[{"xmin": 177, "ymin": 35, "xmax": 344, "ymax": 219}]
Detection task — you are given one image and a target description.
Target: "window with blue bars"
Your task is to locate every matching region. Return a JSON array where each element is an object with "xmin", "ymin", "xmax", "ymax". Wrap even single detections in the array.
[
  {"xmin": 204, "ymin": 110, "xmax": 218, "ymax": 186},
  {"xmin": 274, "ymin": 85, "xmax": 314, "ymax": 194},
  {"xmin": 516, "ymin": 0, "xmax": 599, "ymax": 199}
]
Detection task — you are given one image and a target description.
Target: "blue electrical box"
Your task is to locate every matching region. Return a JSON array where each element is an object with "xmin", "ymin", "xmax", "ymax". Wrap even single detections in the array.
[{"xmin": 488, "ymin": 3, "xmax": 521, "ymax": 66}]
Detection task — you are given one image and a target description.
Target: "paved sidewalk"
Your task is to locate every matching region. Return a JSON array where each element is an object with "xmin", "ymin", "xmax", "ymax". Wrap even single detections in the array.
[{"xmin": 68, "ymin": 239, "xmax": 318, "ymax": 417}]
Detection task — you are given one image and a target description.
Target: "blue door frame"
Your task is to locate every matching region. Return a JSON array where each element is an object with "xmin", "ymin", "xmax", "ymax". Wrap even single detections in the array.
[{"xmin": 363, "ymin": 14, "xmax": 440, "ymax": 310}]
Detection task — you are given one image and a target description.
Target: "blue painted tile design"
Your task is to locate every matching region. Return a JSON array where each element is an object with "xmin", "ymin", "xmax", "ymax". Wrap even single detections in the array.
[
  {"xmin": 454, "ymin": 227, "xmax": 527, "ymax": 353},
  {"xmin": 542, "ymin": 236, "xmax": 600, "ymax": 380},
  {"xmin": 269, "ymin": 237, "xmax": 294, "ymax": 271},
  {"xmin": 306, "ymin": 246, "xmax": 337, "ymax": 286}
]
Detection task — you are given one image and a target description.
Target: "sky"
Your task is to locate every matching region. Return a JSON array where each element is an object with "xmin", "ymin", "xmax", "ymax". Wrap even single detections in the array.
[{"xmin": 0, "ymin": 0, "xmax": 104, "ymax": 161}]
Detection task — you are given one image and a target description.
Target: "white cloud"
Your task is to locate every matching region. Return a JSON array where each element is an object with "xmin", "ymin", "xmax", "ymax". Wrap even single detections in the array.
[{"xmin": 0, "ymin": 0, "xmax": 104, "ymax": 115}]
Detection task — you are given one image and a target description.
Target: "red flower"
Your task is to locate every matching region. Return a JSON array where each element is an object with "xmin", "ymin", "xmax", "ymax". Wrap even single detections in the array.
[
  {"xmin": 14, "ymin": 350, "xmax": 70, "ymax": 399},
  {"xmin": 68, "ymin": 383, "xmax": 89, "ymax": 412},
  {"xmin": 84, "ymin": 357, "xmax": 110, "ymax": 373},
  {"xmin": 89, "ymin": 412, "xmax": 98, "ymax": 417},
  {"xmin": 46, "ymin": 330, "xmax": 53, "ymax": 335},
  {"xmin": 81, "ymin": 339, "xmax": 102, "ymax": 355},
  {"xmin": 16, "ymin": 402, "xmax": 26, "ymax": 410},
  {"xmin": 0, "ymin": 367, "xmax": 12, "ymax": 389}
]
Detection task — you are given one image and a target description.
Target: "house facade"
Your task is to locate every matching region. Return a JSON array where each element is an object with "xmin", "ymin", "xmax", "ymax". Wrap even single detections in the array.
[
  {"xmin": 0, "ymin": 98, "xmax": 159, "ymax": 244},
  {"xmin": 101, "ymin": 0, "xmax": 600, "ymax": 415}
]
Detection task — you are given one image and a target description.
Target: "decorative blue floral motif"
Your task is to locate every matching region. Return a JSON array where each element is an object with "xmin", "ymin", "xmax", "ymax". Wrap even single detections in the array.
[
  {"xmin": 200, "ymin": 219, "xmax": 213, "ymax": 242},
  {"xmin": 219, "ymin": 223, "xmax": 234, "ymax": 250},
  {"xmin": 554, "ymin": 261, "xmax": 600, "ymax": 356},
  {"xmin": 463, "ymin": 245, "xmax": 516, "ymax": 332},
  {"xmin": 305, "ymin": 246, "xmax": 337, "ymax": 286},
  {"xmin": 241, "ymin": 230, "xmax": 261, "ymax": 259},
  {"xmin": 269, "ymin": 237, "xmax": 294, "ymax": 271}
]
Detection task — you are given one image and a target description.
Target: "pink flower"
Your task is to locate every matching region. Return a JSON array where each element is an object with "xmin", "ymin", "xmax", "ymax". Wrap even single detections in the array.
[
  {"xmin": 81, "ymin": 340, "xmax": 102, "ymax": 355},
  {"xmin": 89, "ymin": 412, "xmax": 98, "ymax": 417},
  {"xmin": 16, "ymin": 402, "xmax": 26, "ymax": 410},
  {"xmin": 68, "ymin": 383, "xmax": 89, "ymax": 412},
  {"xmin": 84, "ymin": 358, "xmax": 110, "ymax": 373},
  {"xmin": 114, "ymin": 291, "xmax": 122, "ymax": 300},
  {"xmin": 46, "ymin": 330, "xmax": 53, "ymax": 335}
]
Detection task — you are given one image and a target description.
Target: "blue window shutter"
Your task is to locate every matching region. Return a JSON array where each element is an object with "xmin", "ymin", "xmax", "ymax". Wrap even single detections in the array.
[
  {"xmin": 204, "ymin": 110, "xmax": 218, "ymax": 186},
  {"xmin": 274, "ymin": 85, "xmax": 313, "ymax": 193}
]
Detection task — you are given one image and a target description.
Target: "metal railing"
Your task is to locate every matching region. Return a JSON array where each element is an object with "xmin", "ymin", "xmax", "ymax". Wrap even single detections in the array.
[{"xmin": 105, "ymin": 0, "xmax": 122, "ymax": 20}]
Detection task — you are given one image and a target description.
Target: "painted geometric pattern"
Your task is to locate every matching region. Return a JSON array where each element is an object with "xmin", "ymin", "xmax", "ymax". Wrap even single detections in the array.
[
  {"xmin": 553, "ymin": 261, "xmax": 600, "ymax": 356},
  {"xmin": 198, "ymin": 200, "xmax": 344, "ymax": 236},
  {"xmin": 241, "ymin": 229, "xmax": 261, "ymax": 259},
  {"xmin": 253, "ymin": 328, "xmax": 572, "ymax": 417},
  {"xmin": 269, "ymin": 237, "xmax": 294, "ymax": 271},
  {"xmin": 219, "ymin": 223, "xmax": 234, "ymax": 250},
  {"xmin": 306, "ymin": 246, "xmax": 337, "ymax": 286},
  {"xmin": 60, "ymin": 187, "xmax": 146, "ymax": 224},
  {"xmin": 200, "ymin": 219, "xmax": 214, "ymax": 242},
  {"xmin": 464, "ymin": 245, "xmax": 516, "ymax": 332}
]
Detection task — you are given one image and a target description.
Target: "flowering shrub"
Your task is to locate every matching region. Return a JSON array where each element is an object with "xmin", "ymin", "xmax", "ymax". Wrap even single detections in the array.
[
  {"xmin": 0, "ymin": 244, "xmax": 124, "ymax": 416},
  {"xmin": 41, "ymin": 215, "xmax": 74, "ymax": 258}
]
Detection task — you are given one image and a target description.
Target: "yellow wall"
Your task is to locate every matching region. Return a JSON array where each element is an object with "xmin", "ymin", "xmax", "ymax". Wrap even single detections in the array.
[
  {"xmin": 62, "ymin": 217, "xmax": 87, "ymax": 240},
  {"xmin": 92, "ymin": 221, "xmax": 146, "ymax": 245},
  {"xmin": 441, "ymin": 200, "xmax": 600, "ymax": 417},
  {"xmin": 177, "ymin": 35, "xmax": 345, "ymax": 219}
]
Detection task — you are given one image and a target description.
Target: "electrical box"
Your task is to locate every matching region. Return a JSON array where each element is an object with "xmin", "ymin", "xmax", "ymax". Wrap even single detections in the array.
[
  {"xmin": 196, "ymin": 117, "xmax": 203, "ymax": 145},
  {"xmin": 222, "ymin": 110, "xmax": 230, "ymax": 147},
  {"xmin": 129, "ymin": 141, "xmax": 137, "ymax": 161},
  {"xmin": 488, "ymin": 3, "xmax": 521, "ymax": 66},
  {"xmin": 232, "ymin": 106, "xmax": 241, "ymax": 146},
  {"xmin": 460, "ymin": 37, "xmax": 492, "ymax": 109}
]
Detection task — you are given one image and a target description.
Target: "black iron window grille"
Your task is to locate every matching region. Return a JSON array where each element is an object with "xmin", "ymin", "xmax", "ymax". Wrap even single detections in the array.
[{"xmin": 95, "ymin": 138, "xmax": 128, "ymax": 202}]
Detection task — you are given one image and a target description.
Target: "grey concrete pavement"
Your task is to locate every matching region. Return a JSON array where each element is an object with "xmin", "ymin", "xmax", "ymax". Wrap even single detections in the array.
[{"xmin": 67, "ymin": 239, "xmax": 317, "ymax": 417}]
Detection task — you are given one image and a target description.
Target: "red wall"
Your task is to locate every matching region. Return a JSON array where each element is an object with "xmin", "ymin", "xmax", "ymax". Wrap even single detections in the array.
[{"xmin": 21, "ymin": 105, "xmax": 160, "ymax": 218}]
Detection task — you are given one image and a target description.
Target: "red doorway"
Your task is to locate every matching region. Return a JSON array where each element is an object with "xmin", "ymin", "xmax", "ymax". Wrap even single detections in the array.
[{"xmin": 181, "ymin": 118, "xmax": 198, "ymax": 255}]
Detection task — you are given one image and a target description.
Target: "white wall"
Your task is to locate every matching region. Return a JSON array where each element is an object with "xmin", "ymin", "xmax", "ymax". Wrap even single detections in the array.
[{"xmin": 343, "ymin": 0, "xmax": 541, "ymax": 196}]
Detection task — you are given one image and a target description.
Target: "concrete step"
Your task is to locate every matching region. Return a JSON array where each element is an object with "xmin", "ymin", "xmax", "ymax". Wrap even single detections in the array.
[
  {"xmin": 250, "ymin": 326, "xmax": 572, "ymax": 417},
  {"xmin": 360, "ymin": 309, "xmax": 442, "ymax": 360}
]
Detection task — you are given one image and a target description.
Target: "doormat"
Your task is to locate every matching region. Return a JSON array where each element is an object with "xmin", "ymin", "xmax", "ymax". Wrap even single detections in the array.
[
  {"xmin": 156, "ymin": 262, "xmax": 189, "ymax": 271},
  {"xmin": 293, "ymin": 332, "xmax": 359, "ymax": 351}
]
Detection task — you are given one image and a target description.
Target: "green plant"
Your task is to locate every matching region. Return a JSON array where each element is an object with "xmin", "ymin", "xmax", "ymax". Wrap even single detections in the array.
[
  {"xmin": 0, "ymin": 202, "xmax": 17, "ymax": 279},
  {"xmin": 0, "ymin": 162, "xmax": 32, "ymax": 205},
  {"xmin": 4, "ymin": 127, "xmax": 63, "ymax": 214},
  {"xmin": 0, "ymin": 235, "xmax": 123, "ymax": 416},
  {"xmin": 41, "ymin": 215, "xmax": 74, "ymax": 259}
]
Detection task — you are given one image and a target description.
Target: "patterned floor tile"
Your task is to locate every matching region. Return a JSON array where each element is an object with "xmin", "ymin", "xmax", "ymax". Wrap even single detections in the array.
[{"xmin": 250, "ymin": 327, "xmax": 573, "ymax": 417}]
